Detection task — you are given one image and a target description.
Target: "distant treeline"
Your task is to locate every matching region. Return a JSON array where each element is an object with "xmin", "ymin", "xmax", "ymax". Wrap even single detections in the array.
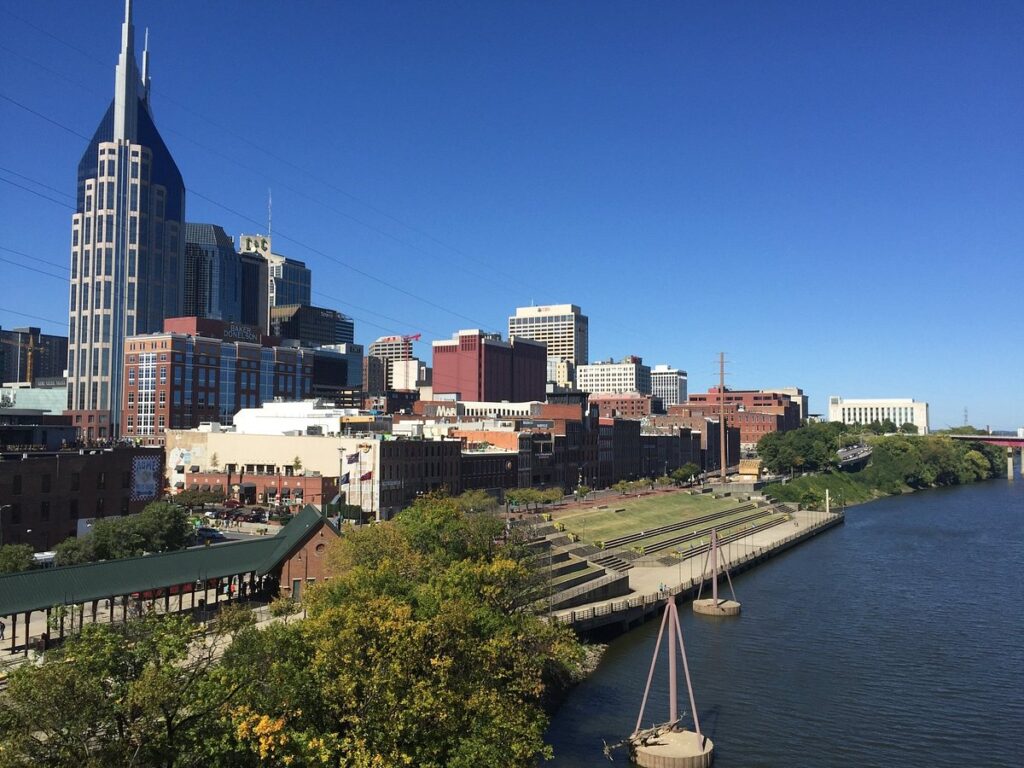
[{"xmin": 759, "ymin": 422, "xmax": 1005, "ymax": 507}]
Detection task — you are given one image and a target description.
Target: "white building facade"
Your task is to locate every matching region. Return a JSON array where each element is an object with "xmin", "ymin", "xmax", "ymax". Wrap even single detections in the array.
[
  {"xmin": 508, "ymin": 304, "xmax": 588, "ymax": 365},
  {"xmin": 828, "ymin": 396, "xmax": 929, "ymax": 434},
  {"xmin": 651, "ymin": 364, "xmax": 688, "ymax": 408},
  {"xmin": 577, "ymin": 356, "xmax": 651, "ymax": 395}
]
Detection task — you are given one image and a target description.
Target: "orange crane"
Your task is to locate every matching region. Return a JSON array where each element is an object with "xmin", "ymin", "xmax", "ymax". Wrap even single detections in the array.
[
  {"xmin": 400, "ymin": 333, "xmax": 421, "ymax": 360},
  {"xmin": 0, "ymin": 336, "xmax": 46, "ymax": 383}
]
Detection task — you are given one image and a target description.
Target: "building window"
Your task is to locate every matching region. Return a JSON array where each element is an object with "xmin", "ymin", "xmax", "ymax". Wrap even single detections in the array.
[
  {"xmin": 97, "ymin": 472, "xmax": 106, "ymax": 490},
  {"xmin": 41, "ymin": 474, "xmax": 51, "ymax": 493},
  {"xmin": 122, "ymin": 471, "xmax": 131, "ymax": 489},
  {"xmin": 40, "ymin": 501, "xmax": 50, "ymax": 521},
  {"xmin": 69, "ymin": 499, "xmax": 78, "ymax": 519},
  {"xmin": 71, "ymin": 472, "xmax": 80, "ymax": 491},
  {"xmin": 96, "ymin": 498, "xmax": 105, "ymax": 517}
]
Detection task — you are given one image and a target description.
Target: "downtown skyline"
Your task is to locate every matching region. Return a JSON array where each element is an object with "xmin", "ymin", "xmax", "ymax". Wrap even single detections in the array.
[{"xmin": 1, "ymin": 0, "xmax": 1022, "ymax": 429}]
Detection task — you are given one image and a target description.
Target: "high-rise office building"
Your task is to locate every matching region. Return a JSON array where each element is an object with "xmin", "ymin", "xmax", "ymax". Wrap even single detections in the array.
[
  {"xmin": 0, "ymin": 326, "xmax": 69, "ymax": 384},
  {"xmin": 432, "ymin": 330, "xmax": 546, "ymax": 402},
  {"xmin": 368, "ymin": 334, "xmax": 417, "ymax": 390},
  {"xmin": 238, "ymin": 251, "xmax": 270, "ymax": 332},
  {"xmin": 368, "ymin": 334, "xmax": 414, "ymax": 362},
  {"xmin": 238, "ymin": 234, "xmax": 311, "ymax": 310},
  {"xmin": 270, "ymin": 304, "xmax": 355, "ymax": 348},
  {"xmin": 183, "ymin": 223, "xmax": 241, "ymax": 322},
  {"xmin": 651, "ymin": 364, "xmax": 688, "ymax": 408},
  {"xmin": 508, "ymin": 304, "xmax": 588, "ymax": 365},
  {"xmin": 67, "ymin": 1, "xmax": 185, "ymax": 438},
  {"xmin": 577, "ymin": 356, "xmax": 651, "ymax": 395}
]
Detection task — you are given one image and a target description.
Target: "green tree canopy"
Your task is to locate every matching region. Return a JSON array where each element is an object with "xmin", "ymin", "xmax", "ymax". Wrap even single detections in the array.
[{"xmin": 0, "ymin": 543, "xmax": 34, "ymax": 574}]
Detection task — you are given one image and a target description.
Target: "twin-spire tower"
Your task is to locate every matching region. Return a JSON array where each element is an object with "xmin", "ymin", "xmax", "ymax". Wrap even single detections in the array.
[{"xmin": 66, "ymin": 0, "xmax": 186, "ymax": 438}]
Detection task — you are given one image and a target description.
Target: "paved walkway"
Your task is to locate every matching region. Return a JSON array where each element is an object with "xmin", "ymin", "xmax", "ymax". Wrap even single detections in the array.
[{"xmin": 553, "ymin": 508, "xmax": 836, "ymax": 619}]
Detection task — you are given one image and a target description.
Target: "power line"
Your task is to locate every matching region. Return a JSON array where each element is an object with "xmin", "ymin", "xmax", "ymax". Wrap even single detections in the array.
[
  {"xmin": 0, "ymin": 254, "xmax": 68, "ymax": 282},
  {"xmin": 1, "ymin": 90, "xmax": 498, "ymax": 332},
  {"xmin": 0, "ymin": 8, "xmax": 533, "ymax": 290},
  {"xmin": 0, "ymin": 245, "xmax": 69, "ymax": 272},
  {"xmin": 0, "ymin": 305, "xmax": 66, "ymax": 327},
  {"xmin": 0, "ymin": 164, "xmax": 75, "ymax": 201},
  {"xmin": 0, "ymin": 174, "xmax": 76, "ymax": 210}
]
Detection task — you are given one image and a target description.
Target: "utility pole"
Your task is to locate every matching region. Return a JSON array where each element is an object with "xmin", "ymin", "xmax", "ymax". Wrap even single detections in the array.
[{"xmin": 719, "ymin": 352, "xmax": 727, "ymax": 483}]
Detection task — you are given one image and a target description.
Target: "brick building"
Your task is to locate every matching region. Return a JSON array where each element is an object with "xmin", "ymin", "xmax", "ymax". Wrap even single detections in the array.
[
  {"xmin": 431, "ymin": 330, "xmax": 546, "ymax": 403},
  {"xmin": 676, "ymin": 387, "xmax": 800, "ymax": 448},
  {"xmin": 589, "ymin": 392, "xmax": 656, "ymax": 419},
  {"xmin": 0, "ymin": 446, "xmax": 164, "ymax": 551},
  {"xmin": 121, "ymin": 317, "xmax": 349, "ymax": 444}
]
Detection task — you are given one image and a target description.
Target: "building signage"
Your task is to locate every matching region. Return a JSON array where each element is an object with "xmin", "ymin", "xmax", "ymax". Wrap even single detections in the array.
[
  {"xmin": 240, "ymin": 234, "xmax": 271, "ymax": 256},
  {"xmin": 223, "ymin": 322, "xmax": 261, "ymax": 343},
  {"xmin": 130, "ymin": 455, "xmax": 160, "ymax": 501}
]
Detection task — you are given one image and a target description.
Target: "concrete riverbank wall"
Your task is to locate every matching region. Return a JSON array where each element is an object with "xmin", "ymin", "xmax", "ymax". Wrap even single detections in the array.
[{"xmin": 555, "ymin": 511, "xmax": 844, "ymax": 639}]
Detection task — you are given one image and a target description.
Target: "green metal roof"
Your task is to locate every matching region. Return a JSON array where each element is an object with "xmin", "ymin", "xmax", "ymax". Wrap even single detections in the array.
[{"xmin": 0, "ymin": 506, "xmax": 338, "ymax": 616}]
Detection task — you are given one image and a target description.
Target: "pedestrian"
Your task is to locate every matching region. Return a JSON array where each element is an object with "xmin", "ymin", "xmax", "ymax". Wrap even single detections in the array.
[{"xmin": 0, "ymin": 618, "xmax": 5, "ymax": 640}]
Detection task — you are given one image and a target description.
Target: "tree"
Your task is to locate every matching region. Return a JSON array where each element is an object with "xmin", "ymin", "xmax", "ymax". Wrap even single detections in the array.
[
  {"xmin": 455, "ymin": 488, "xmax": 499, "ymax": 514},
  {"xmin": 209, "ymin": 452, "xmax": 220, "ymax": 470},
  {"xmin": 671, "ymin": 463, "xmax": 700, "ymax": 485},
  {"xmin": 171, "ymin": 488, "xmax": 226, "ymax": 509},
  {"xmin": 292, "ymin": 455, "xmax": 303, "ymax": 472},
  {"xmin": 655, "ymin": 475, "xmax": 672, "ymax": 487},
  {"xmin": 880, "ymin": 418, "xmax": 897, "ymax": 434},
  {"xmin": 54, "ymin": 535, "xmax": 94, "ymax": 566},
  {"xmin": 575, "ymin": 484, "xmax": 591, "ymax": 503},
  {"xmin": 0, "ymin": 543, "xmax": 33, "ymax": 574},
  {"xmin": 900, "ymin": 422, "xmax": 919, "ymax": 434},
  {"xmin": 0, "ymin": 609, "xmax": 254, "ymax": 767},
  {"xmin": 222, "ymin": 495, "xmax": 583, "ymax": 768}
]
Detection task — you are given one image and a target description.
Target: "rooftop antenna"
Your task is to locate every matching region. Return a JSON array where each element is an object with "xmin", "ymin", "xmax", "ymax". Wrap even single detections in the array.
[
  {"xmin": 963, "ymin": 407, "xmax": 968, "ymax": 427},
  {"xmin": 719, "ymin": 352, "xmax": 727, "ymax": 482}
]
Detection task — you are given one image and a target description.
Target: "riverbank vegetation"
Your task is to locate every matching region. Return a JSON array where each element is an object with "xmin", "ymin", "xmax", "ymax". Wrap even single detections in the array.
[
  {"xmin": 0, "ymin": 494, "xmax": 584, "ymax": 767},
  {"xmin": 760, "ymin": 423, "xmax": 1005, "ymax": 507}
]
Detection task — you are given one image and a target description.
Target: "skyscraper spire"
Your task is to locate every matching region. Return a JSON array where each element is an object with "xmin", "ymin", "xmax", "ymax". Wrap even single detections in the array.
[
  {"xmin": 141, "ymin": 27, "xmax": 151, "ymax": 107},
  {"xmin": 114, "ymin": 0, "xmax": 139, "ymax": 140}
]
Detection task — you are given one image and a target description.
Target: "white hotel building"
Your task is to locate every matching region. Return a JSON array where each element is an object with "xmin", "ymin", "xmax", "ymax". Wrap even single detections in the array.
[{"xmin": 828, "ymin": 397, "xmax": 930, "ymax": 434}]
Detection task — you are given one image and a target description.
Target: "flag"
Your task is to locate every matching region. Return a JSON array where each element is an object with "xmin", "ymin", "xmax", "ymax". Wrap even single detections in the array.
[
  {"xmin": 359, "ymin": 471, "xmax": 373, "ymax": 481},
  {"xmin": 339, "ymin": 472, "xmax": 350, "ymax": 485},
  {"xmin": 346, "ymin": 452, "xmax": 359, "ymax": 464}
]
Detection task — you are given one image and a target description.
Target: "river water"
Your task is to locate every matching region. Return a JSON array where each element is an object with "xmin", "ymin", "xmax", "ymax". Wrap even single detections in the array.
[{"xmin": 546, "ymin": 479, "xmax": 1024, "ymax": 767}]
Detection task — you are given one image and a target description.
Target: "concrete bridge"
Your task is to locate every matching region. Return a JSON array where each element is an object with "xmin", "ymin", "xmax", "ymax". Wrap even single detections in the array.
[{"xmin": 948, "ymin": 434, "xmax": 1024, "ymax": 478}]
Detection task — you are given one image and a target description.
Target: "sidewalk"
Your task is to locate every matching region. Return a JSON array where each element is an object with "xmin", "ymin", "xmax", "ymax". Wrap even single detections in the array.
[{"xmin": 553, "ymin": 508, "xmax": 833, "ymax": 619}]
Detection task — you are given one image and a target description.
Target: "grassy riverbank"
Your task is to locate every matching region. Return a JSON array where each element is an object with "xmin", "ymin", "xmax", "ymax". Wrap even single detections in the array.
[{"xmin": 762, "ymin": 427, "xmax": 1006, "ymax": 508}]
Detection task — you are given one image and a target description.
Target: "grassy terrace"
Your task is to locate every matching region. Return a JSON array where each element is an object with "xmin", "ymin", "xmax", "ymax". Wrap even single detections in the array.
[
  {"xmin": 553, "ymin": 491, "xmax": 740, "ymax": 545},
  {"xmin": 629, "ymin": 507, "xmax": 783, "ymax": 554}
]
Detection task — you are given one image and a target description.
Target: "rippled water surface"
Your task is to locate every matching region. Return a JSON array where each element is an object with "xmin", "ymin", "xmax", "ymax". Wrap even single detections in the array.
[{"xmin": 546, "ymin": 480, "xmax": 1024, "ymax": 767}]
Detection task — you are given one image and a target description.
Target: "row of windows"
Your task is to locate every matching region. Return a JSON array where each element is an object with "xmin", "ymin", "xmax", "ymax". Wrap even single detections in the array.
[{"xmin": 8, "ymin": 470, "xmax": 129, "ymax": 494}]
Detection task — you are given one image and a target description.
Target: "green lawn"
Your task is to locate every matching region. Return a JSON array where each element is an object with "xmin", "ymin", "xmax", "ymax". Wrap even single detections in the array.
[{"xmin": 556, "ymin": 492, "xmax": 740, "ymax": 544}]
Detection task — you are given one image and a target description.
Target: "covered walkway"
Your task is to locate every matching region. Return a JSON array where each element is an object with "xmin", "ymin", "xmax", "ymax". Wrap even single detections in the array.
[{"xmin": 0, "ymin": 506, "xmax": 337, "ymax": 657}]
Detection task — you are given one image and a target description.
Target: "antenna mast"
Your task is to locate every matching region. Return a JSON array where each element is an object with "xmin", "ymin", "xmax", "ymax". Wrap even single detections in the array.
[{"xmin": 719, "ymin": 352, "xmax": 727, "ymax": 482}]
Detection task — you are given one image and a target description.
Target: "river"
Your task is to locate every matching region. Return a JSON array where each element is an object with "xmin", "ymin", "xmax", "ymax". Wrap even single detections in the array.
[{"xmin": 546, "ymin": 478, "xmax": 1024, "ymax": 767}]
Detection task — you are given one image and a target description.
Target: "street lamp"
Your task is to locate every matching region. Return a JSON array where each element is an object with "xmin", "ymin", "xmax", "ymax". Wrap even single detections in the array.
[{"xmin": 0, "ymin": 504, "xmax": 11, "ymax": 547}]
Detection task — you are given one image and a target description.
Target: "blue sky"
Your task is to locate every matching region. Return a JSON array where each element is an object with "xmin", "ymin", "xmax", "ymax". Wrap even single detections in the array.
[{"xmin": 1, "ymin": 1, "xmax": 1022, "ymax": 429}]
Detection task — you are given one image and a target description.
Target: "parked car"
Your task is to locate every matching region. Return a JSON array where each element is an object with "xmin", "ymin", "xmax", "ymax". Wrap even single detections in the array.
[
  {"xmin": 223, "ymin": 499, "xmax": 243, "ymax": 509},
  {"xmin": 195, "ymin": 527, "xmax": 228, "ymax": 543}
]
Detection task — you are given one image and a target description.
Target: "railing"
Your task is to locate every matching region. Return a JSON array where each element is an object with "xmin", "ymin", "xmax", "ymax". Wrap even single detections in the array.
[{"xmin": 556, "ymin": 512, "xmax": 844, "ymax": 626}]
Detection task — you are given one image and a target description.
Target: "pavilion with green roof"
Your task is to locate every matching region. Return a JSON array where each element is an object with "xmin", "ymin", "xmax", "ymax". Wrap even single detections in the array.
[{"xmin": 0, "ymin": 506, "xmax": 339, "ymax": 656}]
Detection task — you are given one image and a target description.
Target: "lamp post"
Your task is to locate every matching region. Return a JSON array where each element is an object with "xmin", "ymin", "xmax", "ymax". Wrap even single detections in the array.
[{"xmin": 0, "ymin": 504, "xmax": 11, "ymax": 547}]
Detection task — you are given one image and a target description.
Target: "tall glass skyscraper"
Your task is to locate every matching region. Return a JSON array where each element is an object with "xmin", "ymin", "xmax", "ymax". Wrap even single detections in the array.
[
  {"xmin": 184, "ymin": 223, "xmax": 241, "ymax": 322},
  {"xmin": 67, "ymin": 1, "xmax": 185, "ymax": 438}
]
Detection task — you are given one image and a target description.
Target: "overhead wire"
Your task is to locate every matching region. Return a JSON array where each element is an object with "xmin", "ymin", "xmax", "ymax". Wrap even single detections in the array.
[
  {"xmin": 0, "ymin": 7, "xmax": 533, "ymax": 291},
  {"xmin": 1, "ymin": 8, "xmax": 657, "ymax": 351}
]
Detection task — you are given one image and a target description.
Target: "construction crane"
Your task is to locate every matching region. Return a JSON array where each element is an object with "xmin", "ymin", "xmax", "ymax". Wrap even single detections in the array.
[
  {"xmin": 0, "ymin": 336, "xmax": 46, "ymax": 383},
  {"xmin": 400, "ymin": 333, "xmax": 421, "ymax": 360}
]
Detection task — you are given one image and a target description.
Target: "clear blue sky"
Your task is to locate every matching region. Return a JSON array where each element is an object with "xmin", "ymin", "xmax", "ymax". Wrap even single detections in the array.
[{"xmin": 1, "ymin": 1, "xmax": 1022, "ymax": 429}]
